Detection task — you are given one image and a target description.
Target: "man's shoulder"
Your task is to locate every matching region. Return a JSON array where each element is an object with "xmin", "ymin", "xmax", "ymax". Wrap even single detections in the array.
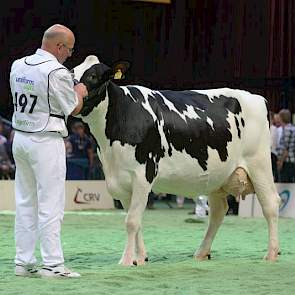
[
  {"xmin": 50, "ymin": 66, "xmax": 72, "ymax": 81},
  {"xmin": 11, "ymin": 56, "xmax": 26, "ymax": 68}
]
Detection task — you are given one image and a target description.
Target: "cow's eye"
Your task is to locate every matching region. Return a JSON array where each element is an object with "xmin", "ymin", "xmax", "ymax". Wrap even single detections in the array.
[{"xmin": 87, "ymin": 74, "xmax": 97, "ymax": 84}]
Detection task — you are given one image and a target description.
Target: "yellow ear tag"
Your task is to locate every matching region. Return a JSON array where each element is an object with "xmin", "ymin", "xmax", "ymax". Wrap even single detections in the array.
[{"xmin": 114, "ymin": 69, "xmax": 123, "ymax": 80}]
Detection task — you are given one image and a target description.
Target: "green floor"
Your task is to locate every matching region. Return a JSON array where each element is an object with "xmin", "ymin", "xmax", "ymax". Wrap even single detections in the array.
[{"xmin": 0, "ymin": 206, "xmax": 295, "ymax": 295}]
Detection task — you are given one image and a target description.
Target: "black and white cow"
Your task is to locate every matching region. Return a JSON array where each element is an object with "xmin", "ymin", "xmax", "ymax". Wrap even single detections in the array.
[{"xmin": 74, "ymin": 55, "xmax": 280, "ymax": 266}]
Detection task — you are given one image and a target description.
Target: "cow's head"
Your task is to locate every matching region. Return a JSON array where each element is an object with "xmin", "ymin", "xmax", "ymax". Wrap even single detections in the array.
[{"xmin": 73, "ymin": 55, "xmax": 129, "ymax": 116}]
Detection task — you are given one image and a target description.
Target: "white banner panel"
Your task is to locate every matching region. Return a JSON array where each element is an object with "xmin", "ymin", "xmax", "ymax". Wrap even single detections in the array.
[
  {"xmin": 0, "ymin": 180, "xmax": 114, "ymax": 211},
  {"xmin": 65, "ymin": 180, "xmax": 114, "ymax": 210},
  {"xmin": 0, "ymin": 180, "xmax": 15, "ymax": 210},
  {"xmin": 239, "ymin": 183, "xmax": 295, "ymax": 218}
]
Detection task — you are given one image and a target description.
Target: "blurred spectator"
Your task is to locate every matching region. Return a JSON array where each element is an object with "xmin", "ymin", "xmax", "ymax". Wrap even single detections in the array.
[
  {"xmin": 195, "ymin": 195, "xmax": 208, "ymax": 217},
  {"xmin": 5, "ymin": 130, "xmax": 15, "ymax": 164},
  {"xmin": 66, "ymin": 121, "xmax": 94, "ymax": 180},
  {"xmin": 0, "ymin": 120, "xmax": 8, "ymax": 145},
  {"xmin": 269, "ymin": 112, "xmax": 280, "ymax": 182},
  {"xmin": 0, "ymin": 118, "xmax": 15, "ymax": 178},
  {"xmin": 0, "ymin": 117, "xmax": 12, "ymax": 139},
  {"xmin": 0, "ymin": 143, "xmax": 15, "ymax": 179},
  {"xmin": 147, "ymin": 191, "xmax": 156, "ymax": 209},
  {"xmin": 276, "ymin": 109, "xmax": 295, "ymax": 183},
  {"xmin": 227, "ymin": 195, "xmax": 239, "ymax": 215},
  {"xmin": 176, "ymin": 196, "xmax": 185, "ymax": 208}
]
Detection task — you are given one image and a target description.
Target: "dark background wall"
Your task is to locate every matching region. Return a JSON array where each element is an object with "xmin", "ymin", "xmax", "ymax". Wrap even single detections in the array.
[{"xmin": 1, "ymin": 0, "xmax": 295, "ymax": 119}]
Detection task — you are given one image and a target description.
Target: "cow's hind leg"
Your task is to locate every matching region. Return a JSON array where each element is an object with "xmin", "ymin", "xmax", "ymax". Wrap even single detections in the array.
[
  {"xmin": 194, "ymin": 190, "xmax": 228, "ymax": 260},
  {"xmin": 247, "ymin": 164, "xmax": 280, "ymax": 261},
  {"xmin": 119, "ymin": 178, "xmax": 150, "ymax": 266},
  {"xmin": 135, "ymin": 229, "xmax": 148, "ymax": 265}
]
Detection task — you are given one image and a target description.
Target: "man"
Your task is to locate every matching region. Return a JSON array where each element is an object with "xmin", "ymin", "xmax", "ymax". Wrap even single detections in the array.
[
  {"xmin": 269, "ymin": 111, "xmax": 280, "ymax": 182},
  {"xmin": 10, "ymin": 24, "xmax": 88, "ymax": 278},
  {"xmin": 276, "ymin": 109, "xmax": 295, "ymax": 183}
]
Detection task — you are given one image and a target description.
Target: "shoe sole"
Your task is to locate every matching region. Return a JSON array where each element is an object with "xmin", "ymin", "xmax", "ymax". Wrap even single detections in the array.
[{"xmin": 15, "ymin": 273, "xmax": 41, "ymax": 278}]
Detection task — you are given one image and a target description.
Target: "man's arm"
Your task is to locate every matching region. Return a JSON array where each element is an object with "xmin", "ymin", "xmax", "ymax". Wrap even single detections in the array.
[
  {"xmin": 71, "ymin": 83, "xmax": 88, "ymax": 115},
  {"xmin": 50, "ymin": 69, "xmax": 88, "ymax": 116}
]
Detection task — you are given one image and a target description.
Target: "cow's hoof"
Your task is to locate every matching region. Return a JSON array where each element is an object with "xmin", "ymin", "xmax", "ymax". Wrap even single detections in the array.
[
  {"xmin": 263, "ymin": 255, "xmax": 278, "ymax": 262},
  {"xmin": 134, "ymin": 257, "xmax": 148, "ymax": 266},
  {"xmin": 145, "ymin": 257, "xmax": 149, "ymax": 262},
  {"xmin": 263, "ymin": 250, "xmax": 279, "ymax": 262},
  {"xmin": 194, "ymin": 253, "xmax": 211, "ymax": 261},
  {"xmin": 118, "ymin": 259, "xmax": 136, "ymax": 266}
]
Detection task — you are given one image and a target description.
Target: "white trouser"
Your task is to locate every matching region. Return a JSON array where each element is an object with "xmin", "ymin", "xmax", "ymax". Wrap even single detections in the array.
[{"xmin": 13, "ymin": 131, "xmax": 66, "ymax": 266}]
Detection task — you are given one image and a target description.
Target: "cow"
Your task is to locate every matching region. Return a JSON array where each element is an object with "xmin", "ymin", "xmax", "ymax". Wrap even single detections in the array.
[{"xmin": 73, "ymin": 55, "xmax": 280, "ymax": 266}]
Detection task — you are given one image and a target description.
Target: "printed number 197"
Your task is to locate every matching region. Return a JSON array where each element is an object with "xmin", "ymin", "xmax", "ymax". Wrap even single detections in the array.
[{"xmin": 14, "ymin": 92, "xmax": 38, "ymax": 113}]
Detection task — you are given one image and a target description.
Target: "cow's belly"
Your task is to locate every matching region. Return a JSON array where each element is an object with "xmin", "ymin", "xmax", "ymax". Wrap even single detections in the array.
[
  {"xmin": 100, "ymin": 130, "xmax": 246, "ymax": 198},
  {"xmin": 153, "ymin": 148, "xmax": 241, "ymax": 197}
]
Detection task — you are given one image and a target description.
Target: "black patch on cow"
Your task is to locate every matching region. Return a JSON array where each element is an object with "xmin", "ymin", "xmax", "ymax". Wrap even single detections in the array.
[
  {"xmin": 149, "ymin": 90, "xmax": 242, "ymax": 171},
  {"xmin": 106, "ymin": 84, "xmax": 164, "ymax": 183},
  {"xmin": 105, "ymin": 83, "xmax": 243, "ymax": 183},
  {"xmin": 241, "ymin": 117, "xmax": 245, "ymax": 127},
  {"xmin": 234, "ymin": 116, "xmax": 241, "ymax": 138}
]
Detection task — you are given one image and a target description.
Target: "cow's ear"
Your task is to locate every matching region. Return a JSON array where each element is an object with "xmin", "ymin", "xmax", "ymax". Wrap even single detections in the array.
[{"xmin": 112, "ymin": 61, "xmax": 130, "ymax": 80}]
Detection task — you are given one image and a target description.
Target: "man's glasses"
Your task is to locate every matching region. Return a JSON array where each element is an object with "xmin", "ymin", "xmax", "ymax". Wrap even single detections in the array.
[{"xmin": 60, "ymin": 43, "xmax": 74, "ymax": 54}]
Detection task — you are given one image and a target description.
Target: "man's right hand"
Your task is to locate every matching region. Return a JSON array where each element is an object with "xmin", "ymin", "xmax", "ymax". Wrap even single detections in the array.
[
  {"xmin": 71, "ymin": 83, "xmax": 88, "ymax": 115},
  {"xmin": 74, "ymin": 83, "xmax": 88, "ymax": 99}
]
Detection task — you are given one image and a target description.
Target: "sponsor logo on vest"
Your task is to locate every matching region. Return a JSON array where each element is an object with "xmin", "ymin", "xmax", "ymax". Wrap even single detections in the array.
[
  {"xmin": 74, "ymin": 187, "xmax": 101, "ymax": 204},
  {"xmin": 23, "ymin": 84, "xmax": 34, "ymax": 91},
  {"xmin": 16, "ymin": 76, "xmax": 34, "ymax": 85},
  {"xmin": 279, "ymin": 189, "xmax": 290, "ymax": 212},
  {"xmin": 15, "ymin": 119, "xmax": 35, "ymax": 127}
]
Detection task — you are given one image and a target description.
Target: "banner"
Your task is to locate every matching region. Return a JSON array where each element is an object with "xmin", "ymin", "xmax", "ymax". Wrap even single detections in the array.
[
  {"xmin": 239, "ymin": 183, "xmax": 295, "ymax": 218},
  {"xmin": 0, "ymin": 180, "xmax": 114, "ymax": 211}
]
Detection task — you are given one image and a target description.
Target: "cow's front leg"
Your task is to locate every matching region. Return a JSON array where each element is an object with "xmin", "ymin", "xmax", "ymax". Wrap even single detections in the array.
[
  {"xmin": 194, "ymin": 191, "xmax": 228, "ymax": 260},
  {"xmin": 119, "ymin": 178, "xmax": 150, "ymax": 266}
]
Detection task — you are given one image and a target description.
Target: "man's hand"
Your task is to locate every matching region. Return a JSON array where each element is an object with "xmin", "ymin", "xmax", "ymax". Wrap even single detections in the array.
[
  {"xmin": 71, "ymin": 83, "xmax": 88, "ymax": 115},
  {"xmin": 74, "ymin": 83, "xmax": 88, "ymax": 99}
]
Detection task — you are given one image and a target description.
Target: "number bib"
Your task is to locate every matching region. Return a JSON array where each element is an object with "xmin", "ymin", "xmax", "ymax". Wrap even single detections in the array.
[{"xmin": 10, "ymin": 55, "xmax": 65, "ymax": 132}]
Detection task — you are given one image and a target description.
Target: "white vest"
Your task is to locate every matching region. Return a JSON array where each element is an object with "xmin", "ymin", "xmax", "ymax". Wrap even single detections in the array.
[{"xmin": 10, "ymin": 53, "xmax": 67, "ymax": 133}]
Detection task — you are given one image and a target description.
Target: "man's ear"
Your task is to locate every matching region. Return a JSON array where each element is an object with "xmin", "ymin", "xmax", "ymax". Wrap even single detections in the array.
[{"xmin": 112, "ymin": 61, "xmax": 130, "ymax": 80}]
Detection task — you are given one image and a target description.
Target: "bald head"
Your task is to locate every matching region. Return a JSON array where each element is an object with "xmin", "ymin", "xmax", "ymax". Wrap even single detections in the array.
[
  {"xmin": 41, "ymin": 24, "xmax": 75, "ymax": 64},
  {"xmin": 42, "ymin": 24, "xmax": 74, "ymax": 45}
]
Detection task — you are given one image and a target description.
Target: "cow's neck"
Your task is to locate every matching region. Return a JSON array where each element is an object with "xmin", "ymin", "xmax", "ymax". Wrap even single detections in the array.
[{"xmin": 84, "ymin": 85, "xmax": 110, "ymax": 154}]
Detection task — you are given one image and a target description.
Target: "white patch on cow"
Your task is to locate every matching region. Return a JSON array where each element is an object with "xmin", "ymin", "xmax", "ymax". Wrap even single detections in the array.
[
  {"xmin": 207, "ymin": 117, "xmax": 214, "ymax": 130},
  {"xmin": 155, "ymin": 91, "xmax": 188, "ymax": 122},
  {"xmin": 183, "ymin": 105, "xmax": 201, "ymax": 120},
  {"xmin": 157, "ymin": 117, "xmax": 169, "ymax": 155},
  {"xmin": 73, "ymin": 55, "xmax": 100, "ymax": 80},
  {"xmin": 121, "ymin": 86, "xmax": 137, "ymax": 102},
  {"xmin": 126, "ymin": 86, "xmax": 158, "ymax": 122}
]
